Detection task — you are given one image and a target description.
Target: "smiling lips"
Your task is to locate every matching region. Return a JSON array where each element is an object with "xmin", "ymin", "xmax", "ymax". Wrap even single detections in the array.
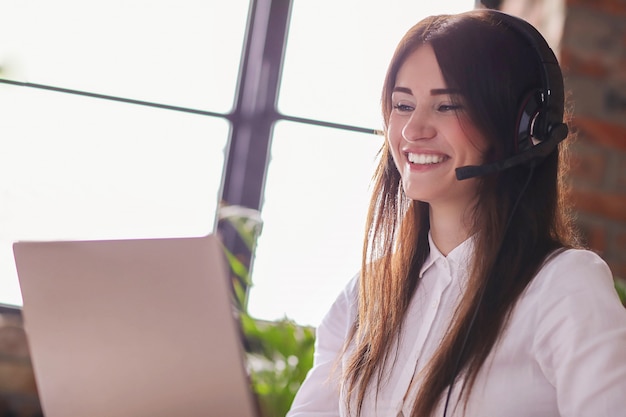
[{"xmin": 407, "ymin": 152, "xmax": 449, "ymax": 165}]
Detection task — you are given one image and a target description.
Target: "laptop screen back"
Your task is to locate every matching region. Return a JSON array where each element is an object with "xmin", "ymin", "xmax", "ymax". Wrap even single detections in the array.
[{"xmin": 13, "ymin": 234, "xmax": 258, "ymax": 417}]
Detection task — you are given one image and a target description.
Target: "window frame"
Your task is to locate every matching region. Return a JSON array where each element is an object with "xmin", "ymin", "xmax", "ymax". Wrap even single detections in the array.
[
  {"xmin": 0, "ymin": 0, "xmax": 382, "ymax": 311},
  {"xmin": 218, "ymin": 0, "xmax": 378, "ymax": 280}
]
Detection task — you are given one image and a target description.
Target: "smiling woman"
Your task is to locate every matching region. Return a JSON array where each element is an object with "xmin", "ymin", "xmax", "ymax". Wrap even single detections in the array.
[{"xmin": 286, "ymin": 8, "xmax": 626, "ymax": 417}]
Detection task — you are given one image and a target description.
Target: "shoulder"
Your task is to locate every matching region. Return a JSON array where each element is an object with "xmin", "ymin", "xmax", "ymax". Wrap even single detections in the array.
[
  {"xmin": 545, "ymin": 247, "xmax": 608, "ymax": 268},
  {"xmin": 524, "ymin": 250, "xmax": 626, "ymax": 415},
  {"xmin": 527, "ymin": 248, "xmax": 614, "ymax": 299},
  {"xmin": 541, "ymin": 247, "xmax": 609, "ymax": 273},
  {"xmin": 522, "ymin": 248, "xmax": 624, "ymax": 346},
  {"xmin": 326, "ymin": 273, "xmax": 359, "ymax": 318},
  {"xmin": 524, "ymin": 248, "xmax": 626, "ymax": 346}
]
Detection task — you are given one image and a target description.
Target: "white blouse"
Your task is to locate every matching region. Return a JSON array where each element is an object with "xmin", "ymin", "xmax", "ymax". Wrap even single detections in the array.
[{"xmin": 286, "ymin": 235, "xmax": 626, "ymax": 417}]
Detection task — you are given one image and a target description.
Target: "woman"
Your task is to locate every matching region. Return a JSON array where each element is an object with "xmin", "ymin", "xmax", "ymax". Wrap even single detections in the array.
[{"xmin": 287, "ymin": 9, "xmax": 626, "ymax": 417}]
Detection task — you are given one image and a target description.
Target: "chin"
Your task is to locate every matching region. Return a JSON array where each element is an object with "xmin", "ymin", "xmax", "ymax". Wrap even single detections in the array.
[{"xmin": 402, "ymin": 191, "xmax": 431, "ymax": 203}]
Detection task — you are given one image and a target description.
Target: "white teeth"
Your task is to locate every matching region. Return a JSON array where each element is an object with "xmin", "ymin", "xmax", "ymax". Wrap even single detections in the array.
[{"xmin": 407, "ymin": 153, "xmax": 446, "ymax": 165}]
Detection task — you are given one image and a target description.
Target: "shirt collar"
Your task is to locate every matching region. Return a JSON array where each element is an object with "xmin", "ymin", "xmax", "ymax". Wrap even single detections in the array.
[{"xmin": 419, "ymin": 232, "xmax": 475, "ymax": 278}]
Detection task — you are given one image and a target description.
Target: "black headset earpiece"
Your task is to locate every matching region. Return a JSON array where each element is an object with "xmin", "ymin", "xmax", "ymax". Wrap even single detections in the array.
[{"xmin": 455, "ymin": 10, "xmax": 569, "ymax": 181}]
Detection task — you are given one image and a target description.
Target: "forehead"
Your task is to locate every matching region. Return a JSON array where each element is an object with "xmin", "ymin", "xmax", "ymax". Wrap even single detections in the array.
[{"xmin": 394, "ymin": 44, "xmax": 447, "ymax": 91}]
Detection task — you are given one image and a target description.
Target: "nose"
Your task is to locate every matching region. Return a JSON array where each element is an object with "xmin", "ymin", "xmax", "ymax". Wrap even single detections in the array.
[{"xmin": 401, "ymin": 108, "xmax": 436, "ymax": 142}]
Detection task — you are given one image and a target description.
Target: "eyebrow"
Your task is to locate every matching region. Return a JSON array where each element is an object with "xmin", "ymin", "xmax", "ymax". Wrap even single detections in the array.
[
  {"xmin": 430, "ymin": 88, "xmax": 460, "ymax": 96},
  {"xmin": 392, "ymin": 87, "xmax": 460, "ymax": 96}
]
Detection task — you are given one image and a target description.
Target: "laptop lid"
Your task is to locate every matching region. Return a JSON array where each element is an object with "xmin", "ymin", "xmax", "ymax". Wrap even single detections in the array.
[{"xmin": 13, "ymin": 234, "xmax": 259, "ymax": 417}]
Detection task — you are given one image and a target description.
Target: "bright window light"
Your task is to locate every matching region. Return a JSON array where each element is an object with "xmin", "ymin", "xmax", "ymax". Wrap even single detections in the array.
[
  {"xmin": 279, "ymin": 0, "xmax": 476, "ymax": 128},
  {"xmin": 0, "ymin": 0, "xmax": 249, "ymax": 112},
  {"xmin": 0, "ymin": 0, "xmax": 248, "ymax": 306},
  {"xmin": 249, "ymin": 121, "xmax": 383, "ymax": 326}
]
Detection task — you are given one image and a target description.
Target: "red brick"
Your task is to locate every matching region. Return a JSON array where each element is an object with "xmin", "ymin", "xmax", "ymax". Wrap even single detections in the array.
[
  {"xmin": 568, "ymin": 142, "xmax": 608, "ymax": 186},
  {"xmin": 576, "ymin": 220, "xmax": 608, "ymax": 253},
  {"xmin": 618, "ymin": 159, "xmax": 626, "ymax": 189},
  {"xmin": 572, "ymin": 188, "xmax": 626, "ymax": 222},
  {"xmin": 571, "ymin": 117, "xmax": 626, "ymax": 152},
  {"xmin": 609, "ymin": 261, "xmax": 626, "ymax": 281},
  {"xmin": 561, "ymin": 48, "xmax": 611, "ymax": 78},
  {"xmin": 615, "ymin": 229, "xmax": 626, "ymax": 256},
  {"xmin": 567, "ymin": 0, "xmax": 626, "ymax": 16},
  {"xmin": 619, "ymin": 57, "xmax": 626, "ymax": 81}
]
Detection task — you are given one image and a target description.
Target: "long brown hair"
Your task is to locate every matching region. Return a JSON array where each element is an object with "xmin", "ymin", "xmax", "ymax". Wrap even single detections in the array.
[{"xmin": 343, "ymin": 10, "xmax": 578, "ymax": 416}]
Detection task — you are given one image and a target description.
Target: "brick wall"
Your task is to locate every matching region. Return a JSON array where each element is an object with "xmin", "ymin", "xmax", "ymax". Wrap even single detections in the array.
[{"xmin": 562, "ymin": 0, "xmax": 626, "ymax": 279}]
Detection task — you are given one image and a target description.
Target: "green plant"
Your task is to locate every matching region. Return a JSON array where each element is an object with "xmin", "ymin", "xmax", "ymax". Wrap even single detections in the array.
[
  {"xmin": 218, "ymin": 204, "xmax": 262, "ymax": 312},
  {"xmin": 242, "ymin": 315, "xmax": 315, "ymax": 417},
  {"xmin": 615, "ymin": 278, "xmax": 626, "ymax": 307},
  {"xmin": 218, "ymin": 204, "xmax": 315, "ymax": 417}
]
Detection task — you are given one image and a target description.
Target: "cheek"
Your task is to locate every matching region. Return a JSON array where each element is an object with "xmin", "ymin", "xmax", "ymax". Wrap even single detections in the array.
[
  {"xmin": 468, "ymin": 135, "xmax": 489, "ymax": 164},
  {"xmin": 387, "ymin": 113, "xmax": 404, "ymax": 136},
  {"xmin": 458, "ymin": 117, "xmax": 490, "ymax": 158},
  {"xmin": 386, "ymin": 119, "xmax": 404, "ymax": 151},
  {"xmin": 386, "ymin": 132, "xmax": 403, "ymax": 168}
]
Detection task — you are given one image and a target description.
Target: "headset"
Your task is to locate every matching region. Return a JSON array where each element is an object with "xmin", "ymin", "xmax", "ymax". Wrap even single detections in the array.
[
  {"xmin": 455, "ymin": 10, "xmax": 569, "ymax": 181},
  {"xmin": 443, "ymin": 10, "xmax": 570, "ymax": 417}
]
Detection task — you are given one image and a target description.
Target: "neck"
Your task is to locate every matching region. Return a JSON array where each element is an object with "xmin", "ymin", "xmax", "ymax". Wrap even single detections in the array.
[{"xmin": 428, "ymin": 202, "xmax": 474, "ymax": 256}]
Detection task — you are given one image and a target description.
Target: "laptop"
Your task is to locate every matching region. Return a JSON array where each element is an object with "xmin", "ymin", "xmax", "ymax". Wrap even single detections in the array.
[{"xmin": 13, "ymin": 234, "xmax": 260, "ymax": 417}]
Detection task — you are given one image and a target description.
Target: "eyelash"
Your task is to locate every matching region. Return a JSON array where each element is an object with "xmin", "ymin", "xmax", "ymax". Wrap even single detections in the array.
[
  {"xmin": 392, "ymin": 103, "xmax": 414, "ymax": 112},
  {"xmin": 392, "ymin": 103, "xmax": 463, "ymax": 113},
  {"xmin": 438, "ymin": 104, "xmax": 462, "ymax": 112}
]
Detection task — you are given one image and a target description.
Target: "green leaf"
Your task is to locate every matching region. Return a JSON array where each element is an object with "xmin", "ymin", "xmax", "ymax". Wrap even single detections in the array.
[
  {"xmin": 218, "ymin": 205, "xmax": 263, "ymax": 251},
  {"xmin": 222, "ymin": 245, "xmax": 251, "ymax": 285},
  {"xmin": 615, "ymin": 278, "xmax": 626, "ymax": 307},
  {"xmin": 218, "ymin": 204, "xmax": 315, "ymax": 417}
]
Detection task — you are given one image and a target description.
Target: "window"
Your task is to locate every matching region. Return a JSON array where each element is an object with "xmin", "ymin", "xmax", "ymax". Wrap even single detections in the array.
[
  {"xmin": 0, "ymin": 0, "xmax": 248, "ymax": 306},
  {"xmin": 0, "ymin": 0, "xmax": 475, "ymax": 327},
  {"xmin": 249, "ymin": 121, "xmax": 382, "ymax": 326}
]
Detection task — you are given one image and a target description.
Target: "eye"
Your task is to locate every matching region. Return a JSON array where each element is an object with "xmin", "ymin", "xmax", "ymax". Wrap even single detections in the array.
[
  {"xmin": 437, "ymin": 103, "xmax": 463, "ymax": 112},
  {"xmin": 393, "ymin": 103, "xmax": 414, "ymax": 112}
]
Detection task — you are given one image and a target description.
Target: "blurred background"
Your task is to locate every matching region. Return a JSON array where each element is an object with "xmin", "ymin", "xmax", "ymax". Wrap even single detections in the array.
[{"xmin": 0, "ymin": 0, "xmax": 624, "ymax": 415}]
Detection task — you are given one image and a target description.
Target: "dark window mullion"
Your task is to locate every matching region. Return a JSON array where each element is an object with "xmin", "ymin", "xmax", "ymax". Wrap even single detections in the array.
[{"xmin": 218, "ymin": 0, "xmax": 293, "ymax": 288}]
